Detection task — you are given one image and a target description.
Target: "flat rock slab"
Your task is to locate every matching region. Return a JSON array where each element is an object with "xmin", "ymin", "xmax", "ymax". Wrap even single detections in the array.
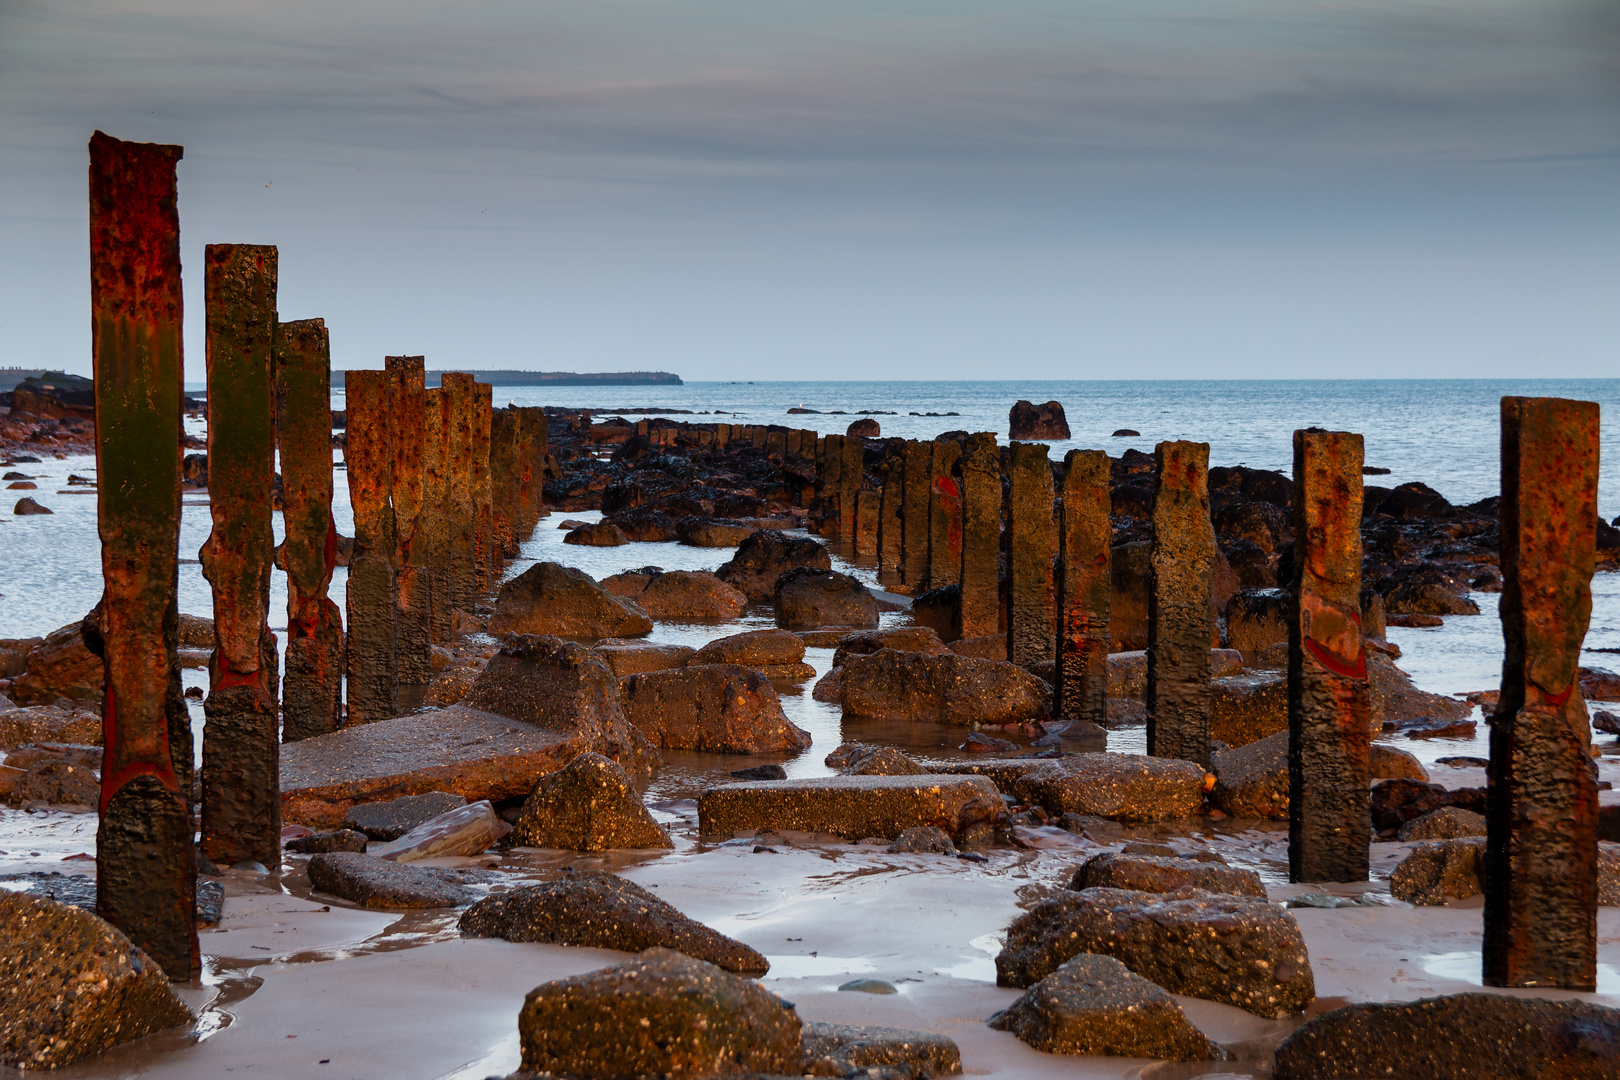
[
  {"xmin": 345, "ymin": 791, "xmax": 468, "ymax": 840},
  {"xmin": 800, "ymin": 1021, "xmax": 963, "ymax": 1077},
  {"xmin": 990, "ymin": 952, "xmax": 1220, "ymax": 1061},
  {"xmin": 1273, "ymin": 992, "xmax": 1620, "ymax": 1080},
  {"xmin": 459, "ymin": 870, "xmax": 766, "ymax": 974},
  {"xmin": 698, "ymin": 774, "xmax": 1004, "ymax": 841},
  {"xmin": 1071, "ymin": 852, "xmax": 1266, "ymax": 897},
  {"xmin": 1012, "ymin": 753, "xmax": 1206, "ymax": 822},
  {"xmin": 997, "ymin": 886, "xmax": 1316, "ymax": 1019},
  {"xmin": 305, "ymin": 851, "xmax": 482, "ymax": 909},
  {"xmin": 282, "ymin": 706, "xmax": 614, "ymax": 829}
]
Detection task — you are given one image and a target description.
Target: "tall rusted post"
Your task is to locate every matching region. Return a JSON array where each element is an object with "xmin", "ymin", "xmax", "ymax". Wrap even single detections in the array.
[
  {"xmin": 522, "ymin": 405, "xmax": 550, "ymax": 524},
  {"xmin": 89, "ymin": 131, "xmax": 196, "ymax": 979},
  {"xmin": 900, "ymin": 439, "xmax": 931, "ymax": 589},
  {"xmin": 854, "ymin": 489, "xmax": 881, "ymax": 558},
  {"xmin": 472, "ymin": 381, "xmax": 495, "ymax": 591},
  {"xmin": 821, "ymin": 433, "xmax": 845, "ymax": 523},
  {"xmin": 1057, "ymin": 449, "xmax": 1110, "ymax": 726},
  {"xmin": 839, "ymin": 435, "xmax": 863, "ymax": 545},
  {"xmin": 1485, "ymin": 397, "xmax": 1600, "ymax": 990},
  {"xmin": 510, "ymin": 406, "xmax": 540, "ymax": 539},
  {"xmin": 928, "ymin": 440, "xmax": 962, "ymax": 590},
  {"xmin": 878, "ymin": 460, "xmax": 902, "ymax": 579},
  {"xmin": 344, "ymin": 370, "xmax": 397, "ymax": 723},
  {"xmin": 1147, "ymin": 440, "xmax": 1214, "ymax": 766},
  {"xmin": 199, "ymin": 242, "xmax": 280, "ymax": 870},
  {"xmin": 278, "ymin": 319, "xmax": 343, "ymax": 741},
  {"xmin": 959, "ymin": 433, "xmax": 1002, "ymax": 639},
  {"xmin": 387, "ymin": 356, "xmax": 431, "ymax": 690},
  {"xmin": 423, "ymin": 387, "xmax": 453, "ymax": 644},
  {"xmin": 441, "ymin": 373, "xmax": 478, "ymax": 612},
  {"xmin": 1288, "ymin": 430, "xmax": 1371, "ymax": 883},
  {"xmin": 490, "ymin": 408, "xmax": 521, "ymax": 558},
  {"xmin": 1008, "ymin": 441, "xmax": 1056, "ymax": 666}
]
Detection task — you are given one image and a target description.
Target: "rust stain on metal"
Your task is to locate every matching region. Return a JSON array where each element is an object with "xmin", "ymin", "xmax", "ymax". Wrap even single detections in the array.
[{"xmin": 1057, "ymin": 449, "xmax": 1109, "ymax": 726}]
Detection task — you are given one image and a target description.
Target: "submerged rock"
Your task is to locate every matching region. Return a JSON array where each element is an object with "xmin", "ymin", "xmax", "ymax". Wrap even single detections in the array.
[
  {"xmin": 0, "ymin": 893, "xmax": 193, "ymax": 1069},
  {"xmin": 515, "ymin": 948, "xmax": 801, "ymax": 1079},
  {"xmin": 839, "ymin": 745, "xmax": 925, "ymax": 776},
  {"xmin": 305, "ymin": 851, "xmax": 481, "ymax": 909},
  {"xmin": 990, "ymin": 952, "xmax": 1219, "ymax": 1061},
  {"xmin": 1012, "ymin": 753, "xmax": 1205, "ymax": 822},
  {"xmin": 699, "ymin": 774, "xmax": 1004, "ymax": 841},
  {"xmin": 1007, "ymin": 400, "xmax": 1070, "ymax": 440},
  {"xmin": 839, "ymin": 650, "xmax": 1049, "ymax": 726},
  {"xmin": 510, "ymin": 752, "xmax": 672, "ymax": 851},
  {"xmin": 800, "ymin": 1021, "xmax": 963, "ymax": 1078},
  {"xmin": 1070, "ymin": 852, "xmax": 1265, "ymax": 898},
  {"xmin": 997, "ymin": 887, "xmax": 1315, "ymax": 1018},
  {"xmin": 619, "ymin": 664, "xmax": 811, "ymax": 754},
  {"xmin": 487, "ymin": 561, "xmax": 653, "ymax": 639},
  {"xmin": 562, "ymin": 521, "xmax": 627, "ymax": 546},
  {"xmin": 460, "ymin": 870, "xmax": 766, "ymax": 974},
  {"xmin": 1273, "ymin": 993, "xmax": 1620, "ymax": 1080},
  {"xmin": 691, "ymin": 627, "xmax": 806, "ymax": 667}
]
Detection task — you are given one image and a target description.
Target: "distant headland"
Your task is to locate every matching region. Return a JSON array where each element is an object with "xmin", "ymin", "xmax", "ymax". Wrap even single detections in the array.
[{"xmin": 331, "ymin": 369, "xmax": 682, "ymax": 388}]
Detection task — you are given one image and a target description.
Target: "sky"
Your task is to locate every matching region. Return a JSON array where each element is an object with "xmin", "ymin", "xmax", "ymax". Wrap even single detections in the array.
[{"xmin": 1, "ymin": 0, "xmax": 1617, "ymax": 381}]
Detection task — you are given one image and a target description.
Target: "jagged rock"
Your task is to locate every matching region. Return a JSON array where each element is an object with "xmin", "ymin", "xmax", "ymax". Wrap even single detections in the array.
[
  {"xmin": 715, "ymin": 530, "xmax": 832, "ymax": 603},
  {"xmin": 305, "ymin": 851, "xmax": 481, "ymax": 909},
  {"xmin": 515, "ymin": 948, "xmax": 801, "ymax": 1078},
  {"xmin": 0, "ymin": 893, "xmax": 193, "ymax": 1069},
  {"xmin": 1371, "ymin": 779, "xmax": 1485, "ymax": 832},
  {"xmin": 487, "ymin": 562, "xmax": 653, "ymax": 639},
  {"xmin": 831, "ymin": 626, "xmax": 947, "ymax": 669},
  {"xmin": 774, "ymin": 567, "xmax": 880, "ymax": 630},
  {"xmin": 345, "ymin": 792, "xmax": 469, "ymax": 840},
  {"xmin": 886, "ymin": 826, "xmax": 957, "ymax": 854},
  {"xmin": 699, "ymin": 774, "xmax": 1004, "ymax": 841},
  {"xmin": 619, "ymin": 664, "xmax": 811, "ymax": 754},
  {"xmin": 1070, "ymin": 852, "xmax": 1265, "ymax": 897},
  {"xmin": 1389, "ymin": 838, "xmax": 1485, "ymax": 905},
  {"xmin": 510, "ymin": 752, "xmax": 672, "ymax": 851},
  {"xmin": 1384, "ymin": 569, "xmax": 1480, "ymax": 617},
  {"xmin": 800, "ymin": 1021, "xmax": 963, "ymax": 1078},
  {"xmin": 839, "ymin": 650, "xmax": 1048, "ymax": 726},
  {"xmin": 1012, "ymin": 753, "xmax": 1205, "ymax": 822},
  {"xmin": 285, "ymin": 828, "xmax": 369, "ymax": 854},
  {"xmin": 1397, "ymin": 805, "xmax": 1486, "ymax": 841},
  {"xmin": 370, "ymin": 800, "xmax": 509, "ymax": 862},
  {"xmin": 811, "ymin": 666, "xmax": 843, "ymax": 702},
  {"xmin": 989, "ymin": 952, "xmax": 1219, "ymax": 1061},
  {"xmin": 1272, "ymin": 993, "xmax": 1620, "ymax": 1080},
  {"xmin": 593, "ymin": 640, "xmax": 696, "ymax": 676},
  {"xmin": 460, "ymin": 870, "xmax": 764, "ymax": 974},
  {"xmin": 997, "ymin": 887, "xmax": 1315, "ymax": 1018}
]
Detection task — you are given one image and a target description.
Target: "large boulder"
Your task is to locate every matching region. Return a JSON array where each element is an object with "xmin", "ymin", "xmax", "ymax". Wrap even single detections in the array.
[
  {"xmin": 1273, "ymin": 993, "xmax": 1620, "ymax": 1080},
  {"xmin": 1211, "ymin": 730, "xmax": 1429, "ymax": 820},
  {"xmin": 2, "ymin": 758, "xmax": 99, "ymax": 808},
  {"xmin": 831, "ymin": 626, "xmax": 947, "ymax": 669},
  {"xmin": 281, "ymin": 636, "xmax": 655, "ymax": 829},
  {"xmin": 487, "ymin": 561, "xmax": 653, "ymax": 639},
  {"xmin": 1398, "ymin": 805, "xmax": 1486, "ymax": 841},
  {"xmin": 592, "ymin": 640, "xmax": 696, "ymax": 677},
  {"xmin": 305, "ymin": 851, "xmax": 482, "ymax": 909},
  {"xmin": 774, "ymin": 567, "xmax": 880, "ymax": 630},
  {"xmin": 698, "ymin": 774, "xmax": 1004, "ymax": 841},
  {"xmin": 625, "ymin": 571, "xmax": 748, "ymax": 620},
  {"xmin": 677, "ymin": 518, "xmax": 755, "ymax": 548},
  {"xmin": 1012, "ymin": 753, "xmax": 1205, "ymax": 821},
  {"xmin": 998, "ymin": 887, "xmax": 1315, "ymax": 1018},
  {"xmin": 989, "ymin": 952, "xmax": 1219, "ymax": 1061},
  {"xmin": 0, "ymin": 893, "xmax": 193, "ymax": 1069},
  {"xmin": 1008, "ymin": 399, "xmax": 1070, "ymax": 440},
  {"xmin": 510, "ymin": 752, "xmax": 672, "ymax": 850},
  {"xmin": 1369, "ymin": 651, "xmax": 1472, "ymax": 725},
  {"xmin": 1071, "ymin": 852, "xmax": 1265, "ymax": 898},
  {"xmin": 690, "ymin": 628, "xmax": 810, "ymax": 680},
  {"xmin": 1225, "ymin": 589, "xmax": 1289, "ymax": 659},
  {"xmin": 839, "ymin": 650, "xmax": 1048, "ymax": 726},
  {"xmin": 1210, "ymin": 673, "xmax": 1287, "ymax": 747},
  {"xmin": 715, "ymin": 530, "xmax": 832, "ymax": 603},
  {"xmin": 0, "ymin": 705, "xmax": 103, "ymax": 750},
  {"xmin": 800, "ymin": 1022, "xmax": 962, "ymax": 1078},
  {"xmin": 516, "ymin": 948, "xmax": 802, "ymax": 1079},
  {"xmin": 1384, "ymin": 568, "xmax": 1480, "ymax": 617},
  {"xmin": 8, "ymin": 618, "xmax": 102, "ymax": 706},
  {"xmin": 460, "ymin": 870, "xmax": 764, "ymax": 974},
  {"xmin": 1389, "ymin": 838, "xmax": 1487, "ymax": 905},
  {"xmin": 563, "ymin": 521, "xmax": 627, "ymax": 546},
  {"xmin": 619, "ymin": 664, "xmax": 811, "ymax": 754}
]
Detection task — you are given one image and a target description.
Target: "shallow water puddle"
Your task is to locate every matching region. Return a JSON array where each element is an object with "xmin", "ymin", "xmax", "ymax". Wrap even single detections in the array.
[
  {"xmin": 761, "ymin": 953, "xmax": 880, "ymax": 978},
  {"xmin": 932, "ymin": 932, "xmax": 1004, "ymax": 981},
  {"xmin": 1423, "ymin": 950, "xmax": 1620, "ymax": 994}
]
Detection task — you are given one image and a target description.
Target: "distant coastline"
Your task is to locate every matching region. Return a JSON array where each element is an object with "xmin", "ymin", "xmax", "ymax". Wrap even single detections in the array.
[{"xmin": 330, "ymin": 369, "xmax": 681, "ymax": 388}]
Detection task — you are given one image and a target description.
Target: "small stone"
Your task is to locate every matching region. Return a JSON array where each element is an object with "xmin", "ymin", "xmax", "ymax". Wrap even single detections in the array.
[
  {"xmin": 730, "ymin": 764, "xmax": 787, "ymax": 781},
  {"xmin": 837, "ymin": 978, "xmax": 897, "ymax": 994},
  {"xmin": 305, "ymin": 851, "xmax": 481, "ymax": 909},
  {"xmin": 887, "ymin": 826, "xmax": 957, "ymax": 855}
]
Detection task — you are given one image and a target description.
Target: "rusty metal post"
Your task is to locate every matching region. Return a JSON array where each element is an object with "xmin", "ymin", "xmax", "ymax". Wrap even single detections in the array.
[
  {"xmin": 199, "ymin": 242, "xmax": 281, "ymax": 870},
  {"xmin": 1057, "ymin": 449, "xmax": 1110, "ymax": 726},
  {"xmin": 441, "ymin": 373, "xmax": 477, "ymax": 613},
  {"xmin": 89, "ymin": 131, "xmax": 196, "ymax": 979},
  {"xmin": 472, "ymin": 381, "xmax": 495, "ymax": 591},
  {"xmin": 928, "ymin": 440, "xmax": 962, "ymax": 590},
  {"xmin": 523, "ymin": 405, "xmax": 550, "ymax": 523},
  {"xmin": 490, "ymin": 408, "xmax": 520, "ymax": 558},
  {"xmin": 959, "ymin": 433, "xmax": 1002, "ymax": 639},
  {"xmin": 901, "ymin": 439, "xmax": 932, "ymax": 590},
  {"xmin": 509, "ymin": 406, "xmax": 539, "ymax": 539},
  {"xmin": 1008, "ymin": 441, "xmax": 1056, "ymax": 666},
  {"xmin": 423, "ymin": 387, "xmax": 453, "ymax": 644},
  {"xmin": 387, "ymin": 356, "xmax": 431, "ymax": 690},
  {"xmin": 1288, "ymin": 430, "xmax": 1371, "ymax": 883},
  {"xmin": 1147, "ymin": 440, "xmax": 1214, "ymax": 766},
  {"xmin": 1486, "ymin": 397, "xmax": 1600, "ymax": 990},
  {"xmin": 878, "ymin": 459, "xmax": 902, "ymax": 579},
  {"xmin": 821, "ymin": 433, "xmax": 844, "ymax": 512},
  {"xmin": 854, "ymin": 489, "xmax": 881, "ymax": 558},
  {"xmin": 839, "ymin": 435, "xmax": 863, "ymax": 545},
  {"xmin": 343, "ymin": 369, "xmax": 397, "ymax": 723},
  {"xmin": 277, "ymin": 319, "xmax": 343, "ymax": 742}
]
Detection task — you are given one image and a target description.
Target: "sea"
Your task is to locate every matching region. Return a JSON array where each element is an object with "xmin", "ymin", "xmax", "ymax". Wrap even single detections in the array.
[{"xmin": 3, "ymin": 378, "xmax": 1619, "ymax": 790}]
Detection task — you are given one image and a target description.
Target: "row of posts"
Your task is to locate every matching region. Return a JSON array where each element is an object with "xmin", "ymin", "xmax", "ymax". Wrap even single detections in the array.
[
  {"xmin": 87, "ymin": 132, "xmax": 549, "ymax": 982},
  {"xmin": 821, "ymin": 409, "xmax": 1604, "ymax": 992}
]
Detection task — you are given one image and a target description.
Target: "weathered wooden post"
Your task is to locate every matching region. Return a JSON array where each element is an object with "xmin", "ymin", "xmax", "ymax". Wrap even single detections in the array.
[
  {"xmin": 839, "ymin": 434, "xmax": 864, "ymax": 545},
  {"xmin": 878, "ymin": 459, "xmax": 903, "ymax": 579},
  {"xmin": 441, "ymin": 373, "xmax": 478, "ymax": 612},
  {"xmin": 821, "ymin": 433, "xmax": 844, "ymax": 528},
  {"xmin": 928, "ymin": 440, "xmax": 963, "ymax": 590},
  {"xmin": 959, "ymin": 433, "xmax": 1002, "ymax": 639},
  {"xmin": 387, "ymin": 356, "xmax": 431, "ymax": 690},
  {"xmin": 490, "ymin": 408, "xmax": 521, "ymax": 558},
  {"xmin": 1008, "ymin": 441, "xmax": 1056, "ymax": 666},
  {"xmin": 1288, "ymin": 429, "xmax": 1371, "ymax": 883},
  {"xmin": 199, "ymin": 242, "xmax": 281, "ymax": 870},
  {"xmin": 1057, "ymin": 449, "xmax": 1110, "ymax": 726},
  {"xmin": 1485, "ymin": 396, "xmax": 1601, "ymax": 990},
  {"xmin": 343, "ymin": 369, "xmax": 397, "ymax": 722},
  {"xmin": 472, "ymin": 381, "xmax": 495, "ymax": 591},
  {"xmin": 901, "ymin": 439, "xmax": 932, "ymax": 590},
  {"xmin": 278, "ymin": 319, "xmax": 343, "ymax": 741},
  {"xmin": 89, "ymin": 130, "xmax": 196, "ymax": 979},
  {"xmin": 1147, "ymin": 440, "xmax": 1214, "ymax": 766},
  {"xmin": 423, "ymin": 386, "xmax": 453, "ymax": 644}
]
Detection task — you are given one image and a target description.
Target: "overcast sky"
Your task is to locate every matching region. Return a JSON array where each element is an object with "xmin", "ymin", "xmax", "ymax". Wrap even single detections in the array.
[{"xmin": 2, "ymin": 0, "xmax": 1616, "ymax": 380}]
